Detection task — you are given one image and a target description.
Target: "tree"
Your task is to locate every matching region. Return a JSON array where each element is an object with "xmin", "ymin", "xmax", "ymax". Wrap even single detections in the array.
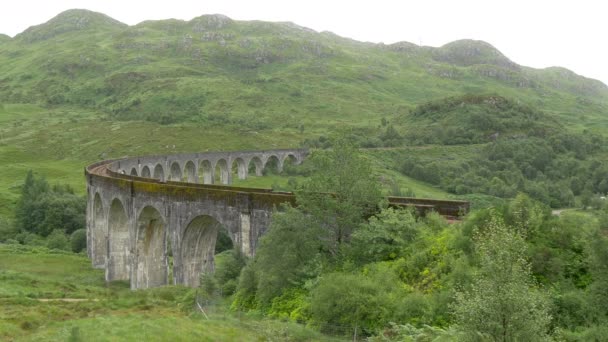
[
  {"xmin": 297, "ymin": 136, "xmax": 383, "ymax": 257},
  {"xmin": 452, "ymin": 213, "xmax": 551, "ymax": 341},
  {"xmin": 233, "ymin": 136, "xmax": 383, "ymax": 311},
  {"xmin": 246, "ymin": 206, "xmax": 322, "ymax": 308},
  {"xmin": 587, "ymin": 228, "xmax": 608, "ymax": 323},
  {"xmin": 15, "ymin": 170, "xmax": 49, "ymax": 232},
  {"xmin": 505, "ymin": 193, "xmax": 547, "ymax": 238},
  {"xmin": 351, "ymin": 207, "xmax": 419, "ymax": 263},
  {"xmin": 14, "ymin": 171, "xmax": 85, "ymax": 236}
]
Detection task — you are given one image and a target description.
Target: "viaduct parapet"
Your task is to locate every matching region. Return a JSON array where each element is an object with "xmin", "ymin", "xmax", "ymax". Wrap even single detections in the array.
[{"xmin": 85, "ymin": 148, "xmax": 469, "ymax": 290}]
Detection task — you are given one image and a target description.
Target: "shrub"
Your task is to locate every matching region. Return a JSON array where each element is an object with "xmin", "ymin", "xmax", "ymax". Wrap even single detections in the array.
[
  {"xmin": 70, "ymin": 229, "xmax": 87, "ymax": 253},
  {"xmin": 310, "ymin": 272, "xmax": 399, "ymax": 334},
  {"xmin": 46, "ymin": 230, "xmax": 70, "ymax": 251},
  {"xmin": 0, "ymin": 217, "xmax": 18, "ymax": 242}
]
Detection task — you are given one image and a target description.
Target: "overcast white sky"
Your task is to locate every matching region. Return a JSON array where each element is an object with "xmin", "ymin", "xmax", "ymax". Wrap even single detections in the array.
[{"xmin": 1, "ymin": 0, "xmax": 606, "ymax": 86}]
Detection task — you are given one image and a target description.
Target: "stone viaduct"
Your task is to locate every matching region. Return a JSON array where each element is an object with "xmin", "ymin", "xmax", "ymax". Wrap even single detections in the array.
[{"xmin": 85, "ymin": 148, "xmax": 469, "ymax": 290}]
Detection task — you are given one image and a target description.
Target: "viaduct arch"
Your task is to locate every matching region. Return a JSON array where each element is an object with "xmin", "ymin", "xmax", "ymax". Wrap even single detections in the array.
[{"xmin": 86, "ymin": 148, "xmax": 469, "ymax": 290}]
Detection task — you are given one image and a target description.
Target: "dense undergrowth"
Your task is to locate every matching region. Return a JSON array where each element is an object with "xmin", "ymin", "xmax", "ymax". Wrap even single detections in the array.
[{"xmin": 217, "ymin": 142, "xmax": 608, "ymax": 340}]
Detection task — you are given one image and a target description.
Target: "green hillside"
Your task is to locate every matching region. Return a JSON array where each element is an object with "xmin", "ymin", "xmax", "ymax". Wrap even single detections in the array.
[
  {"xmin": 1, "ymin": 9, "xmax": 607, "ymax": 216},
  {"xmin": 0, "ymin": 9, "xmax": 606, "ymax": 130}
]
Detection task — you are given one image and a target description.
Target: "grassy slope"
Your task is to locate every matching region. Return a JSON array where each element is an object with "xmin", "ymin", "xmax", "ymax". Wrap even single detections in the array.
[
  {"xmin": 0, "ymin": 244, "xmax": 339, "ymax": 341},
  {"xmin": 0, "ymin": 103, "xmax": 301, "ymax": 217},
  {"xmin": 0, "ymin": 10, "xmax": 606, "ymax": 216},
  {"xmin": 0, "ymin": 103, "xmax": 453, "ymax": 218},
  {"xmin": 0, "ymin": 10, "xmax": 606, "ymax": 133}
]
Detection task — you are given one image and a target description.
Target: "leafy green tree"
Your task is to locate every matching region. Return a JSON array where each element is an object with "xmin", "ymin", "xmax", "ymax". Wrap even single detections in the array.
[
  {"xmin": 580, "ymin": 190, "xmax": 593, "ymax": 209},
  {"xmin": 453, "ymin": 214, "xmax": 551, "ymax": 341},
  {"xmin": 586, "ymin": 228, "xmax": 608, "ymax": 323},
  {"xmin": 380, "ymin": 125, "xmax": 402, "ymax": 147},
  {"xmin": 14, "ymin": 171, "xmax": 85, "ymax": 236},
  {"xmin": 15, "ymin": 170, "xmax": 49, "ymax": 232},
  {"xmin": 297, "ymin": 136, "xmax": 383, "ymax": 257},
  {"xmin": 234, "ymin": 137, "xmax": 383, "ymax": 311},
  {"xmin": 351, "ymin": 207, "xmax": 419, "ymax": 263},
  {"xmin": 505, "ymin": 193, "xmax": 547, "ymax": 238},
  {"xmin": 247, "ymin": 206, "xmax": 322, "ymax": 308}
]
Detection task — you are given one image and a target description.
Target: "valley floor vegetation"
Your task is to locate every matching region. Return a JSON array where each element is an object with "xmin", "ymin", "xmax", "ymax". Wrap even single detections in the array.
[
  {"xmin": 221, "ymin": 138, "xmax": 608, "ymax": 340},
  {"xmin": 2, "ymin": 138, "xmax": 608, "ymax": 341}
]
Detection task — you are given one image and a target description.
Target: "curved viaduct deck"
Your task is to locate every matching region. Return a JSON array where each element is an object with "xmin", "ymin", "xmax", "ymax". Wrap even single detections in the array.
[{"xmin": 85, "ymin": 148, "xmax": 469, "ymax": 289}]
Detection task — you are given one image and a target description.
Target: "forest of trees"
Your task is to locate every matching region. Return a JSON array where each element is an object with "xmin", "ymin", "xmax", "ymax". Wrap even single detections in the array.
[
  {"xmin": 202, "ymin": 138, "xmax": 608, "ymax": 340},
  {"xmin": 399, "ymin": 131, "xmax": 607, "ymax": 208},
  {"xmin": 304, "ymin": 95, "xmax": 608, "ymax": 208}
]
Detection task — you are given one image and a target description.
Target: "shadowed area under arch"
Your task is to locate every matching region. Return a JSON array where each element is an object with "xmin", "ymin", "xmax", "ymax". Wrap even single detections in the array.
[
  {"xmin": 264, "ymin": 155, "xmax": 280, "ymax": 174},
  {"xmin": 107, "ymin": 198, "xmax": 130, "ymax": 281},
  {"xmin": 248, "ymin": 156, "xmax": 263, "ymax": 176},
  {"xmin": 130, "ymin": 168, "xmax": 138, "ymax": 176},
  {"xmin": 153, "ymin": 164, "xmax": 164, "ymax": 181},
  {"xmin": 179, "ymin": 215, "xmax": 229, "ymax": 287},
  {"xmin": 134, "ymin": 206, "xmax": 167, "ymax": 289},
  {"xmin": 184, "ymin": 161, "xmax": 196, "ymax": 182},
  {"xmin": 141, "ymin": 165, "xmax": 151, "ymax": 178},
  {"xmin": 169, "ymin": 162, "xmax": 182, "ymax": 181}
]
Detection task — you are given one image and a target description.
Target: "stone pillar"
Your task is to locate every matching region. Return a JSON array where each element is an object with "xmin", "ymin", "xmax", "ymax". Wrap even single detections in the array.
[
  {"xmin": 237, "ymin": 161, "xmax": 248, "ymax": 180},
  {"xmin": 240, "ymin": 212, "xmax": 252, "ymax": 257}
]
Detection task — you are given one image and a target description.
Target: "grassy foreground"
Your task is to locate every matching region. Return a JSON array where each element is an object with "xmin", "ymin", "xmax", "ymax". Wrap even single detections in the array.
[{"xmin": 0, "ymin": 244, "xmax": 340, "ymax": 341}]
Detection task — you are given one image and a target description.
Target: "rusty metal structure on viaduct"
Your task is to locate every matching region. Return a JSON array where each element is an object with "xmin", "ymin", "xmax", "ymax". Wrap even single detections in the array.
[{"xmin": 85, "ymin": 148, "xmax": 469, "ymax": 290}]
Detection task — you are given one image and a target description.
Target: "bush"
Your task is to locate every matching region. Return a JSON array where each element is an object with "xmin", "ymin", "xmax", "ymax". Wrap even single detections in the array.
[
  {"xmin": 200, "ymin": 274, "xmax": 217, "ymax": 298},
  {"xmin": 70, "ymin": 229, "xmax": 87, "ymax": 253},
  {"xmin": 310, "ymin": 272, "xmax": 399, "ymax": 334},
  {"xmin": 0, "ymin": 217, "xmax": 18, "ymax": 242},
  {"xmin": 46, "ymin": 230, "xmax": 70, "ymax": 251},
  {"xmin": 231, "ymin": 262, "xmax": 258, "ymax": 310},
  {"xmin": 268, "ymin": 288, "xmax": 310, "ymax": 322},
  {"xmin": 17, "ymin": 232, "xmax": 46, "ymax": 246},
  {"xmin": 214, "ymin": 249, "xmax": 246, "ymax": 296}
]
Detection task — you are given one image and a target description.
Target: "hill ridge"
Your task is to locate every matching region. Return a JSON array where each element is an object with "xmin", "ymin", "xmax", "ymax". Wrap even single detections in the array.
[
  {"xmin": 4, "ymin": 9, "xmax": 605, "ymax": 89},
  {"xmin": 15, "ymin": 8, "xmax": 127, "ymax": 42},
  {"xmin": 0, "ymin": 8, "xmax": 605, "ymax": 126}
]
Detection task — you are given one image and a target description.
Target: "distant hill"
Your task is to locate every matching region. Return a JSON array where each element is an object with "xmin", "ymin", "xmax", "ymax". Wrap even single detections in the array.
[
  {"xmin": 15, "ymin": 9, "xmax": 127, "ymax": 42},
  {"xmin": 0, "ymin": 9, "xmax": 606, "ymax": 127}
]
